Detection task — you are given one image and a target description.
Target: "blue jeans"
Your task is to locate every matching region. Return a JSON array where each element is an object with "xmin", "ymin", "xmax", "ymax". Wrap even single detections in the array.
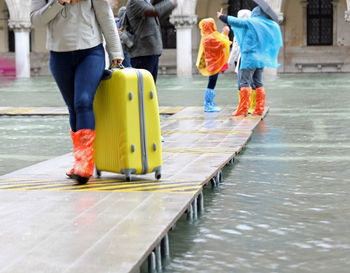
[
  {"xmin": 207, "ymin": 73, "xmax": 219, "ymax": 89},
  {"xmin": 50, "ymin": 44, "xmax": 105, "ymax": 132},
  {"xmin": 239, "ymin": 68, "xmax": 263, "ymax": 89},
  {"xmin": 122, "ymin": 52, "xmax": 131, "ymax": 68},
  {"xmin": 131, "ymin": 55, "xmax": 159, "ymax": 83}
]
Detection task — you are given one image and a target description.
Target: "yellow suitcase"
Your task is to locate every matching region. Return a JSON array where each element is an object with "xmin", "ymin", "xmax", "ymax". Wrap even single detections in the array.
[{"xmin": 93, "ymin": 67, "xmax": 162, "ymax": 181}]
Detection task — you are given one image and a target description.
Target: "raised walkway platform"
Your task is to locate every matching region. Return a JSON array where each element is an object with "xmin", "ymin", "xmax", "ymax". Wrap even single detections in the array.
[
  {"xmin": 0, "ymin": 106, "xmax": 182, "ymax": 116},
  {"xmin": 0, "ymin": 106, "xmax": 267, "ymax": 273}
]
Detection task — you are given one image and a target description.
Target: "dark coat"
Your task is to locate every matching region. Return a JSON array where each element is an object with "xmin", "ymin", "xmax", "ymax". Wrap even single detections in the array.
[{"xmin": 126, "ymin": 0, "xmax": 176, "ymax": 58}]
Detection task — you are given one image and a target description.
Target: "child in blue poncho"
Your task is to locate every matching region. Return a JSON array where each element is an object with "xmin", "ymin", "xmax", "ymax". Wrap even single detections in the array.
[{"xmin": 217, "ymin": 6, "xmax": 283, "ymax": 116}]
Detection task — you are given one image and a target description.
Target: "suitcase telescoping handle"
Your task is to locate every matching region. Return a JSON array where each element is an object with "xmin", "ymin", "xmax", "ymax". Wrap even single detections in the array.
[{"xmin": 102, "ymin": 63, "xmax": 125, "ymax": 80}]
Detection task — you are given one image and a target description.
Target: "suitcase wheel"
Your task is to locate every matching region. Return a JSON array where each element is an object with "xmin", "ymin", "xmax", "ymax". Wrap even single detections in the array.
[{"xmin": 155, "ymin": 171, "xmax": 161, "ymax": 180}]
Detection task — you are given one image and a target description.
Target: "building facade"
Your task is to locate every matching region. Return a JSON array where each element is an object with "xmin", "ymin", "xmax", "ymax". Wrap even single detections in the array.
[{"xmin": 0, "ymin": 0, "xmax": 350, "ymax": 77}]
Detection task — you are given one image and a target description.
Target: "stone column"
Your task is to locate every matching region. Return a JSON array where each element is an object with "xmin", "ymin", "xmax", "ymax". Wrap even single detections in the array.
[
  {"xmin": 277, "ymin": 12, "xmax": 285, "ymax": 73},
  {"xmin": 300, "ymin": 0, "xmax": 308, "ymax": 46},
  {"xmin": 170, "ymin": 15, "xmax": 197, "ymax": 76},
  {"xmin": 345, "ymin": 10, "xmax": 350, "ymax": 22},
  {"xmin": 0, "ymin": 7, "xmax": 9, "ymax": 53},
  {"xmin": 8, "ymin": 20, "xmax": 31, "ymax": 78},
  {"xmin": 332, "ymin": 0, "xmax": 338, "ymax": 44},
  {"xmin": 346, "ymin": 0, "xmax": 350, "ymax": 21}
]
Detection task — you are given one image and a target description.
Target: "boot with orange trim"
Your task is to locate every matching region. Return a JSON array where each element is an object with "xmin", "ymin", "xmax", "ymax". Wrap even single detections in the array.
[
  {"xmin": 232, "ymin": 86, "xmax": 251, "ymax": 116},
  {"xmin": 71, "ymin": 129, "xmax": 95, "ymax": 185},
  {"xmin": 66, "ymin": 130, "xmax": 79, "ymax": 178},
  {"xmin": 252, "ymin": 86, "xmax": 266, "ymax": 116}
]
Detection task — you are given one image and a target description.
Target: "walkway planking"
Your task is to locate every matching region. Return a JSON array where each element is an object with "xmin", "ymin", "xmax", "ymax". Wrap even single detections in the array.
[
  {"xmin": 0, "ymin": 106, "xmax": 182, "ymax": 116},
  {"xmin": 0, "ymin": 106, "xmax": 268, "ymax": 273}
]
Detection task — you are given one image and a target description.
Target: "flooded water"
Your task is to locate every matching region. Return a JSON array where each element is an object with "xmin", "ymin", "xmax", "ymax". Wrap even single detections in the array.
[
  {"xmin": 0, "ymin": 116, "xmax": 70, "ymax": 175},
  {"xmin": 163, "ymin": 73, "xmax": 350, "ymax": 273},
  {"xmin": 1, "ymin": 73, "xmax": 350, "ymax": 272}
]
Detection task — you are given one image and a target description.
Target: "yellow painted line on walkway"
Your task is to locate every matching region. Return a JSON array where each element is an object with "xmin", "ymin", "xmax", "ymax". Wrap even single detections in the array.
[
  {"xmin": 0, "ymin": 182, "xmax": 67, "ymax": 189},
  {"xmin": 0, "ymin": 178, "xmax": 203, "ymax": 193},
  {"xmin": 0, "ymin": 178, "xmax": 43, "ymax": 183},
  {"xmin": 168, "ymin": 115, "xmax": 262, "ymax": 121},
  {"xmin": 0, "ymin": 179, "xmax": 61, "ymax": 187},
  {"xmin": 159, "ymin": 106, "xmax": 184, "ymax": 115},
  {"xmin": 0, "ymin": 178, "xmax": 119, "ymax": 185},
  {"xmin": 167, "ymin": 116, "xmax": 233, "ymax": 120},
  {"xmin": 10, "ymin": 183, "xmax": 71, "ymax": 191},
  {"xmin": 75, "ymin": 184, "xmax": 201, "ymax": 193},
  {"xmin": 0, "ymin": 107, "xmax": 10, "ymax": 114},
  {"xmin": 0, "ymin": 177, "xmax": 197, "ymax": 185},
  {"xmin": 67, "ymin": 187, "xmax": 200, "ymax": 194},
  {"xmin": 162, "ymin": 129, "xmax": 251, "ymax": 135},
  {"xmin": 163, "ymin": 148, "xmax": 233, "ymax": 155},
  {"xmin": 75, "ymin": 182, "xmax": 201, "ymax": 192},
  {"xmin": 0, "ymin": 107, "xmax": 39, "ymax": 115},
  {"xmin": 148, "ymin": 186, "xmax": 200, "ymax": 194},
  {"xmin": 0, "ymin": 179, "xmax": 134, "ymax": 190},
  {"xmin": 160, "ymin": 106, "xmax": 231, "ymax": 110},
  {"xmin": 41, "ymin": 180, "xmax": 198, "ymax": 192},
  {"xmin": 0, "ymin": 178, "xmax": 57, "ymax": 182},
  {"xmin": 0, "ymin": 106, "xmax": 182, "ymax": 116}
]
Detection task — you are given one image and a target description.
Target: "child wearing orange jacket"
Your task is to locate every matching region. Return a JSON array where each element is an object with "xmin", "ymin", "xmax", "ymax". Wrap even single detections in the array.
[{"xmin": 196, "ymin": 18, "xmax": 231, "ymax": 112}]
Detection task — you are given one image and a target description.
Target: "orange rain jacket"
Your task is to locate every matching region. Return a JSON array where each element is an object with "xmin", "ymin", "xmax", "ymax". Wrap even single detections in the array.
[{"xmin": 196, "ymin": 18, "xmax": 232, "ymax": 76}]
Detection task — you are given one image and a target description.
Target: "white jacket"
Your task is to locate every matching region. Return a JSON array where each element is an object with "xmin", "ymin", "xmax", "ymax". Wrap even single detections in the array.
[
  {"xmin": 31, "ymin": 0, "xmax": 123, "ymax": 61},
  {"xmin": 228, "ymin": 37, "xmax": 240, "ymax": 73},
  {"xmin": 227, "ymin": 9, "xmax": 252, "ymax": 73}
]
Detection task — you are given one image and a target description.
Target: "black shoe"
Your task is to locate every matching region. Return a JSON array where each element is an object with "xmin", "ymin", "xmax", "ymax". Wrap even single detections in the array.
[{"xmin": 71, "ymin": 174, "xmax": 89, "ymax": 185}]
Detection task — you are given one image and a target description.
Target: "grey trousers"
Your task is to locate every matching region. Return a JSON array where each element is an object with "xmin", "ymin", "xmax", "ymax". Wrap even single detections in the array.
[{"xmin": 239, "ymin": 68, "xmax": 264, "ymax": 89}]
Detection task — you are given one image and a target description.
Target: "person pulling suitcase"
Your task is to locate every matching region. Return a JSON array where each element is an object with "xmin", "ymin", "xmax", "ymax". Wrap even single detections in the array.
[{"xmin": 31, "ymin": 0, "xmax": 124, "ymax": 184}]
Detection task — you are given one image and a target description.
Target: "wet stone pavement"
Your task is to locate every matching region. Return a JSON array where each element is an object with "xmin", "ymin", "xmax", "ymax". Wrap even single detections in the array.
[{"xmin": 1, "ymin": 73, "xmax": 350, "ymax": 272}]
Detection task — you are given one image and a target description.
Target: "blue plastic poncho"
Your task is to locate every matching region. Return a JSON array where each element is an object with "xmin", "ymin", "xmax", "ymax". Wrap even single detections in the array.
[{"xmin": 227, "ymin": 6, "xmax": 283, "ymax": 69}]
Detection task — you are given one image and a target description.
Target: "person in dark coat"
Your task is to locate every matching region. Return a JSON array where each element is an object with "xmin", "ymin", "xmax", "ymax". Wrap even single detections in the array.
[
  {"xmin": 116, "ymin": 6, "xmax": 132, "ymax": 67},
  {"xmin": 125, "ymin": 0, "xmax": 177, "ymax": 83}
]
